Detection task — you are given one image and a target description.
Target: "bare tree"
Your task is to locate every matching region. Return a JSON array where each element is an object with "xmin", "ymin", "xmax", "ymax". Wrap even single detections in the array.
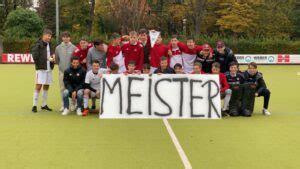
[
  {"xmin": 189, "ymin": 0, "xmax": 207, "ymax": 34},
  {"xmin": 87, "ymin": 0, "xmax": 95, "ymax": 35}
]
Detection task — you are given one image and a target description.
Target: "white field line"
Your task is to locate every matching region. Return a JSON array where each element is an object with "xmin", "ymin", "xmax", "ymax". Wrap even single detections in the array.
[{"xmin": 163, "ymin": 118, "xmax": 192, "ymax": 169}]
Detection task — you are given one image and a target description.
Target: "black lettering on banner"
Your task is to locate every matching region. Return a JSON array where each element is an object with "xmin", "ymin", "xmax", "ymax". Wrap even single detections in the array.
[
  {"xmin": 172, "ymin": 78, "xmax": 189, "ymax": 117},
  {"xmin": 154, "ymin": 78, "xmax": 173, "ymax": 117},
  {"xmin": 127, "ymin": 77, "xmax": 144, "ymax": 115},
  {"xmin": 202, "ymin": 80, "xmax": 220, "ymax": 118},
  {"xmin": 148, "ymin": 78, "xmax": 152, "ymax": 116},
  {"xmin": 101, "ymin": 77, "xmax": 122, "ymax": 115},
  {"xmin": 190, "ymin": 79, "xmax": 205, "ymax": 117}
]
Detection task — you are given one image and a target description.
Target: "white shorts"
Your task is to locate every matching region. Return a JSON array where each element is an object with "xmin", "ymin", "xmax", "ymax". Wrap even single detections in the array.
[{"xmin": 35, "ymin": 70, "xmax": 53, "ymax": 85}]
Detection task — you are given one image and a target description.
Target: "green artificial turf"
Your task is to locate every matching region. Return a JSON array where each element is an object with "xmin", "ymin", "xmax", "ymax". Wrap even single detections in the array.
[{"xmin": 0, "ymin": 65, "xmax": 299, "ymax": 169}]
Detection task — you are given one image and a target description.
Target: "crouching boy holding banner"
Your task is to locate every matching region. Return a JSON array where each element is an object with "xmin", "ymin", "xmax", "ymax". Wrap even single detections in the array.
[
  {"xmin": 243, "ymin": 62, "xmax": 271, "ymax": 116},
  {"xmin": 82, "ymin": 60, "xmax": 107, "ymax": 116}
]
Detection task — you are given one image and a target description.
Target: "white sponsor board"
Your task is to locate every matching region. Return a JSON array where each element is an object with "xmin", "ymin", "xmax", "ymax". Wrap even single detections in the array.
[
  {"xmin": 236, "ymin": 54, "xmax": 300, "ymax": 64},
  {"xmin": 2, "ymin": 53, "xmax": 300, "ymax": 64},
  {"xmin": 100, "ymin": 74, "xmax": 221, "ymax": 119},
  {"xmin": 1, "ymin": 53, "xmax": 34, "ymax": 63}
]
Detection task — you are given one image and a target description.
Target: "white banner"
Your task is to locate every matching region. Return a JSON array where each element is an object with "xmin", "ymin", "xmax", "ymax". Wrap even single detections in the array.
[
  {"xmin": 236, "ymin": 54, "xmax": 300, "ymax": 64},
  {"xmin": 100, "ymin": 74, "xmax": 221, "ymax": 119}
]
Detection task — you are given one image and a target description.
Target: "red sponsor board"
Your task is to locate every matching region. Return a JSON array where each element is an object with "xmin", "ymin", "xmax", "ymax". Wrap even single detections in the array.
[
  {"xmin": 1, "ymin": 53, "xmax": 34, "ymax": 64},
  {"xmin": 277, "ymin": 54, "xmax": 290, "ymax": 63}
]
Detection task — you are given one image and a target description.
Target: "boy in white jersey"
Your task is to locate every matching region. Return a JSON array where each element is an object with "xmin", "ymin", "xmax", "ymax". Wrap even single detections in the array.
[{"xmin": 82, "ymin": 60, "xmax": 106, "ymax": 116}]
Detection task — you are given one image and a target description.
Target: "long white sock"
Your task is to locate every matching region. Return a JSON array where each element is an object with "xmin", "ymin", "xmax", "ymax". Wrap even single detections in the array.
[
  {"xmin": 223, "ymin": 93, "xmax": 231, "ymax": 111},
  {"xmin": 84, "ymin": 96, "xmax": 89, "ymax": 109},
  {"xmin": 42, "ymin": 90, "xmax": 48, "ymax": 107},
  {"xmin": 33, "ymin": 90, "xmax": 40, "ymax": 106}
]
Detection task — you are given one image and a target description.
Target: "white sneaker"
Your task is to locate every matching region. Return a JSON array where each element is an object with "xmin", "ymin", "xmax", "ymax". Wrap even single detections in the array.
[
  {"xmin": 263, "ymin": 109, "xmax": 271, "ymax": 116},
  {"xmin": 70, "ymin": 103, "xmax": 76, "ymax": 112},
  {"xmin": 62, "ymin": 108, "xmax": 70, "ymax": 116},
  {"xmin": 77, "ymin": 108, "xmax": 82, "ymax": 116},
  {"xmin": 59, "ymin": 107, "xmax": 64, "ymax": 112}
]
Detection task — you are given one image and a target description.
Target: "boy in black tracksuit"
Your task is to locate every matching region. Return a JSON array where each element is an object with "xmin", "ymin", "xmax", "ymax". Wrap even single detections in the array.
[
  {"xmin": 243, "ymin": 62, "xmax": 271, "ymax": 116},
  {"xmin": 195, "ymin": 44, "xmax": 215, "ymax": 73},
  {"xmin": 62, "ymin": 56, "xmax": 86, "ymax": 116},
  {"xmin": 225, "ymin": 62, "xmax": 244, "ymax": 116},
  {"xmin": 214, "ymin": 41, "xmax": 237, "ymax": 73}
]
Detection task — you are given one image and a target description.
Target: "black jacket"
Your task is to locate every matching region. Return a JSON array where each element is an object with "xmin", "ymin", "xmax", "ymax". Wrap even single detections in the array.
[
  {"xmin": 31, "ymin": 39, "xmax": 55, "ymax": 70},
  {"xmin": 243, "ymin": 71, "xmax": 267, "ymax": 94},
  {"xmin": 214, "ymin": 47, "xmax": 237, "ymax": 73},
  {"xmin": 225, "ymin": 72, "xmax": 245, "ymax": 85},
  {"xmin": 63, "ymin": 66, "xmax": 86, "ymax": 92},
  {"xmin": 154, "ymin": 67, "xmax": 175, "ymax": 74},
  {"xmin": 195, "ymin": 53, "xmax": 216, "ymax": 73}
]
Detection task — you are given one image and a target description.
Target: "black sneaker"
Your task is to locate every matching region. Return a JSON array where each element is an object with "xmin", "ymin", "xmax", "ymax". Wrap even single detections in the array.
[
  {"xmin": 41, "ymin": 105, "xmax": 53, "ymax": 111},
  {"xmin": 91, "ymin": 105, "xmax": 96, "ymax": 110},
  {"xmin": 32, "ymin": 106, "xmax": 37, "ymax": 113}
]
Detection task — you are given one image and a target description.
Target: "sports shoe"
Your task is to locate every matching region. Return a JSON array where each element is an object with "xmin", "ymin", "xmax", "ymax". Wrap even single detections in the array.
[
  {"xmin": 91, "ymin": 105, "xmax": 96, "ymax": 110},
  {"xmin": 32, "ymin": 106, "xmax": 37, "ymax": 113},
  {"xmin": 41, "ymin": 105, "xmax": 52, "ymax": 111},
  {"xmin": 77, "ymin": 108, "xmax": 82, "ymax": 116},
  {"xmin": 62, "ymin": 108, "xmax": 70, "ymax": 116},
  {"xmin": 59, "ymin": 107, "xmax": 64, "ymax": 112},
  {"xmin": 263, "ymin": 109, "xmax": 271, "ymax": 116},
  {"xmin": 82, "ymin": 109, "xmax": 89, "ymax": 116}
]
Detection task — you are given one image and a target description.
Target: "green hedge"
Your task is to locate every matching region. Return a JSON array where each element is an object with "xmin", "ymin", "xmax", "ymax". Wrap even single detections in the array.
[{"xmin": 3, "ymin": 36, "xmax": 300, "ymax": 54}]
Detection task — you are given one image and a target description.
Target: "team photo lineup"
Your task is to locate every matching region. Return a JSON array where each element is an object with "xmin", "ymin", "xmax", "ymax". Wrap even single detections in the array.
[
  {"xmin": 31, "ymin": 29, "xmax": 271, "ymax": 117},
  {"xmin": 2, "ymin": 1, "xmax": 300, "ymax": 169}
]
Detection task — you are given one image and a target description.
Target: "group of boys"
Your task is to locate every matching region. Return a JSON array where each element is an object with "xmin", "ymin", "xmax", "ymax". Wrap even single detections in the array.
[{"xmin": 31, "ymin": 28, "xmax": 271, "ymax": 117}]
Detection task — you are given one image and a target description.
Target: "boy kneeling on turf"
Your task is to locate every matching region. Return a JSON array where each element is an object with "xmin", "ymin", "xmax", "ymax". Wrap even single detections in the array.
[
  {"xmin": 62, "ymin": 57, "xmax": 86, "ymax": 116},
  {"xmin": 82, "ymin": 60, "xmax": 107, "ymax": 116},
  {"xmin": 225, "ymin": 62, "xmax": 244, "ymax": 116},
  {"xmin": 211, "ymin": 62, "xmax": 231, "ymax": 115},
  {"xmin": 243, "ymin": 62, "xmax": 271, "ymax": 116}
]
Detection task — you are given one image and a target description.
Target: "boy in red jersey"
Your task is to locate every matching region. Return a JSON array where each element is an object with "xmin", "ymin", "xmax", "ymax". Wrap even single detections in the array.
[
  {"xmin": 149, "ymin": 34, "xmax": 169, "ymax": 73},
  {"xmin": 169, "ymin": 35, "xmax": 183, "ymax": 69},
  {"xmin": 122, "ymin": 31, "xmax": 144, "ymax": 71},
  {"xmin": 211, "ymin": 62, "xmax": 232, "ymax": 115},
  {"xmin": 171, "ymin": 36, "xmax": 213, "ymax": 73},
  {"xmin": 73, "ymin": 36, "xmax": 93, "ymax": 69},
  {"xmin": 107, "ymin": 33, "xmax": 126, "ymax": 73}
]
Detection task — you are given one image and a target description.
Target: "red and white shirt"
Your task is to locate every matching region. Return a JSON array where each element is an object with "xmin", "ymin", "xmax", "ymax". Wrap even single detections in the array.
[
  {"xmin": 169, "ymin": 47, "xmax": 183, "ymax": 69},
  {"xmin": 107, "ymin": 45, "xmax": 126, "ymax": 73}
]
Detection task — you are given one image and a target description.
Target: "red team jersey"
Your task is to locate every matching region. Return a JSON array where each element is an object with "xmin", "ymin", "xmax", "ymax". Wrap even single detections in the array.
[
  {"xmin": 107, "ymin": 45, "xmax": 126, "ymax": 73},
  {"xmin": 218, "ymin": 73, "xmax": 230, "ymax": 93},
  {"xmin": 170, "ymin": 47, "xmax": 183, "ymax": 69},
  {"xmin": 122, "ymin": 42, "xmax": 144, "ymax": 70},
  {"xmin": 150, "ymin": 43, "xmax": 169, "ymax": 68},
  {"xmin": 176, "ymin": 42, "xmax": 213, "ymax": 73},
  {"xmin": 73, "ymin": 43, "xmax": 93, "ymax": 69}
]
